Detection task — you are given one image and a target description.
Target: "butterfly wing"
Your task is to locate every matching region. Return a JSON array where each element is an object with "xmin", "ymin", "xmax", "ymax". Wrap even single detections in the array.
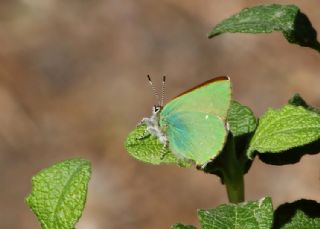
[
  {"xmin": 161, "ymin": 111, "xmax": 227, "ymax": 165},
  {"xmin": 161, "ymin": 76, "xmax": 231, "ymax": 120},
  {"xmin": 159, "ymin": 76, "xmax": 231, "ymax": 164}
]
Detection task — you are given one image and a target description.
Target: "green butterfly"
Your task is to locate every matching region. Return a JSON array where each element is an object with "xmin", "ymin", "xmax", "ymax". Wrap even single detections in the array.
[{"xmin": 139, "ymin": 76, "xmax": 231, "ymax": 165}]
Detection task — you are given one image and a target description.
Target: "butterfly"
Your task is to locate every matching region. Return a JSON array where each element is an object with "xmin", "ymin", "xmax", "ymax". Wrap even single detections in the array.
[{"xmin": 139, "ymin": 75, "xmax": 231, "ymax": 165}]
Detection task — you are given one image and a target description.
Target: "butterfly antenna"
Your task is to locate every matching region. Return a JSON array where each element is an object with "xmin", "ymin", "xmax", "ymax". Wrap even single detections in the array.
[
  {"xmin": 147, "ymin": 75, "xmax": 160, "ymax": 104},
  {"xmin": 160, "ymin": 76, "xmax": 166, "ymax": 106}
]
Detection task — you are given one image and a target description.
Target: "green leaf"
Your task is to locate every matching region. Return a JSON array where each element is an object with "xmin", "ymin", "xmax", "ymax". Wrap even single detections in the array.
[
  {"xmin": 288, "ymin": 93, "xmax": 320, "ymax": 114},
  {"xmin": 125, "ymin": 124, "xmax": 192, "ymax": 167},
  {"xmin": 227, "ymin": 101, "xmax": 257, "ymax": 137},
  {"xmin": 198, "ymin": 197, "xmax": 273, "ymax": 229},
  {"xmin": 208, "ymin": 4, "xmax": 320, "ymax": 53},
  {"xmin": 171, "ymin": 223, "xmax": 197, "ymax": 229},
  {"xmin": 259, "ymin": 96, "xmax": 320, "ymax": 165},
  {"xmin": 226, "ymin": 101, "xmax": 256, "ymax": 175},
  {"xmin": 26, "ymin": 159, "xmax": 91, "ymax": 229},
  {"xmin": 273, "ymin": 199, "xmax": 320, "ymax": 229},
  {"xmin": 247, "ymin": 105, "xmax": 320, "ymax": 158}
]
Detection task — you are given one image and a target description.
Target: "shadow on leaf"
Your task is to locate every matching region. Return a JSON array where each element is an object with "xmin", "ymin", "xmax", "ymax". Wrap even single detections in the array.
[
  {"xmin": 259, "ymin": 140, "xmax": 320, "ymax": 165},
  {"xmin": 273, "ymin": 199, "xmax": 320, "ymax": 229}
]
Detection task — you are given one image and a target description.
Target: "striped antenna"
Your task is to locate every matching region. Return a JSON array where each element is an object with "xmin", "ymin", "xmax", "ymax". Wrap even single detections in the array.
[
  {"xmin": 147, "ymin": 75, "xmax": 160, "ymax": 105},
  {"xmin": 160, "ymin": 76, "xmax": 166, "ymax": 106}
]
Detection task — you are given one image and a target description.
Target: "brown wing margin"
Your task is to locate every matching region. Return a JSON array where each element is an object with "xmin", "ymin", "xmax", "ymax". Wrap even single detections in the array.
[{"xmin": 173, "ymin": 76, "xmax": 230, "ymax": 99}]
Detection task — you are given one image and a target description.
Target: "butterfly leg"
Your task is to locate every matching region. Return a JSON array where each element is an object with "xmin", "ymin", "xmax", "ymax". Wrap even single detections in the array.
[
  {"xmin": 137, "ymin": 117, "xmax": 152, "ymax": 126},
  {"xmin": 136, "ymin": 123, "xmax": 151, "ymax": 141},
  {"xmin": 136, "ymin": 130, "xmax": 150, "ymax": 140},
  {"xmin": 135, "ymin": 117, "xmax": 154, "ymax": 140},
  {"xmin": 136, "ymin": 125, "xmax": 159, "ymax": 140}
]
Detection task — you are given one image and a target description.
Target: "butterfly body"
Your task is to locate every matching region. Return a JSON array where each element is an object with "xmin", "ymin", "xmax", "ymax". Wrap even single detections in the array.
[
  {"xmin": 141, "ymin": 76, "xmax": 231, "ymax": 165},
  {"xmin": 141, "ymin": 105, "xmax": 167, "ymax": 146}
]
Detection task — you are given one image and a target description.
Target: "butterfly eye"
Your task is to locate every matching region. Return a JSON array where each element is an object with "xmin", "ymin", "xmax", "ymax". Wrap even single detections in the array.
[{"xmin": 153, "ymin": 106, "xmax": 161, "ymax": 113}]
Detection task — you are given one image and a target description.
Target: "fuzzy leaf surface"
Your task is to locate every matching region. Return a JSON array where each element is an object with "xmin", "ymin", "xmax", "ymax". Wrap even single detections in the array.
[
  {"xmin": 227, "ymin": 101, "xmax": 257, "ymax": 137},
  {"xmin": 247, "ymin": 105, "xmax": 320, "ymax": 158},
  {"xmin": 208, "ymin": 4, "xmax": 320, "ymax": 52},
  {"xmin": 259, "ymin": 96, "xmax": 320, "ymax": 165},
  {"xmin": 125, "ymin": 124, "xmax": 192, "ymax": 167},
  {"xmin": 26, "ymin": 159, "xmax": 91, "ymax": 229},
  {"xmin": 198, "ymin": 197, "xmax": 273, "ymax": 229},
  {"xmin": 171, "ymin": 224, "xmax": 197, "ymax": 229}
]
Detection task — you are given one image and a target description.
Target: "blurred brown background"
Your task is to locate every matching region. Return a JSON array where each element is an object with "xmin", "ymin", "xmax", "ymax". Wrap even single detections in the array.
[{"xmin": 0, "ymin": 0, "xmax": 319, "ymax": 228}]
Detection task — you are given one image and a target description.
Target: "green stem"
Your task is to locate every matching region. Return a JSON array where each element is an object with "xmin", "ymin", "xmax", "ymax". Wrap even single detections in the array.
[
  {"xmin": 223, "ymin": 165, "xmax": 244, "ymax": 203},
  {"xmin": 202, "ymin": 134, "xmax": 245, "ymax": 203},
  {"xmin": 221, "ymin": 135, "xmax": 245, "ymax": 203}
]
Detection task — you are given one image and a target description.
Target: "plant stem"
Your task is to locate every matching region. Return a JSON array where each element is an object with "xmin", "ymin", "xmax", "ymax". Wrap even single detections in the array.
[
  {"xmin": 222, "ymin": 135, "xmax": 245, "ymax": 203},
  {"xmin": 202, "ymin": 134, "xmax": 245, "ymax": 203},
  {"xmin": 223, "ymin": 165, "xmax": 244, "ymax": 203}
]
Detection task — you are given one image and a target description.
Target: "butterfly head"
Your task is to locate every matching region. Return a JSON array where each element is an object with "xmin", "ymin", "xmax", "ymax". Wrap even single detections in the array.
[{"xmin": 152, "ymin": 105, "xmax": 162, "ymax": 115}]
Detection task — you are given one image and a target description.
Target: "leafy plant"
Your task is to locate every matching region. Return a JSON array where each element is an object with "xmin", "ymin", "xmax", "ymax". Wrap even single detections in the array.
[
  {"xmin": 125, "ymin": 4, "xmax": 320, "ymax": 229},
  {"xmin": 208, "ymin": 4, "xmax": 320, "ymax": 53},
  {"xmin": 26, "ymin": 159, "xmax": 91, "ymax": 229}
]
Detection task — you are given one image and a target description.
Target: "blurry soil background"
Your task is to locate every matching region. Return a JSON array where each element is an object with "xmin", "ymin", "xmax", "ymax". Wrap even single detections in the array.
[{"xmin": 0, "ymin": 0, "xmax": 319, "ymax": 228}]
